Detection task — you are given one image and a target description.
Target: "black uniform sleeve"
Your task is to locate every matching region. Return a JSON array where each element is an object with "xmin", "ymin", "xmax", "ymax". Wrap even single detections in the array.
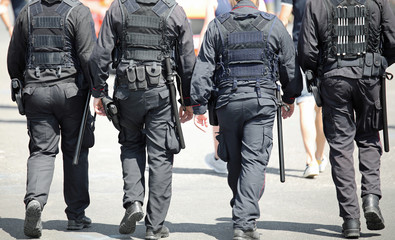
[
  {"xmin": 69, "ymin": 4, "xmax": 97, "ymax": 89},
  {"xmin": 297, "ymin": 0, "xmax": 322, "ymax": 73},
  {"xmin": 190, "ymin": 20, "xmax": 218, "ymax": 115},
  {"xmin": 168, "ymin": 5, "xmax": 196, "ymax": 106},
  {"xmin": 7, "ymin": 5, "xmax": 28, "ymax": 82},
  {"xmin": 89, "ymin": 0, "xmax": 120, "ymax": 98},
  {"xmin": 274, "ymin": 18, "xmax": 302, "ymax": 104},
  {"xmin": 381, "ymin": 0, "xmax": 395, "ymax": 66}
]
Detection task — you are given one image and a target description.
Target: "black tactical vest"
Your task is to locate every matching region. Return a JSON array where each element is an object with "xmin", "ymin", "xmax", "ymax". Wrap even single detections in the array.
[
  {"xmin": 215, "ymin": 11, "xmax": 279, "ymax": 95},
  {"xmin": 119, "ymin": 0, "xmax": 177, "ymax": 63},
  {"xmin": 322, "ymin": 0, "xmax": 383, "ymax": 73},
  {"xmin": 27, "ymin": 0, "xmax": 80, "ymax": 79}
]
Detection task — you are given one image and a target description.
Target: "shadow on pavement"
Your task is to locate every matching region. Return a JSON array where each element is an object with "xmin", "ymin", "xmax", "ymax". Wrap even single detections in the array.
[{"xmin": 257, "ymin": 220, "xmax": 381, "ymax": 238}]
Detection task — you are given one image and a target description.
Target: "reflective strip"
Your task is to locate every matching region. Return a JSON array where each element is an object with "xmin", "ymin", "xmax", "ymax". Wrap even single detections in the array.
[
  {"xmin": 126, "ymin": 32, "xmax": 161, "ymax": 46},
  {"xmin": 126, "ymin": 15, "xmax": 161, "ymax": 29},
  {"xmin": 33, "ymin": 35, "xmax": 64, "ymax": 48},
  {"xmin": 32, "ymin": 16, "xmax": 63, "ymax": 28},
  {"xmin": 32, "ymin": 52, "xmax": 64, "ymax": 65}
]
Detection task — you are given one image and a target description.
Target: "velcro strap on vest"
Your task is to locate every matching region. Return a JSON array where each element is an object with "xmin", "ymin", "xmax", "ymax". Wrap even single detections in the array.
[
  {"xmin": 32, "ymin": 35, "xmax": 64, "ymax": 48},
  {"xmin": 126, "ymin": 32, "xmax": 161, "ymax": 46},
  {"xmin": 227, "ymin": 64, "xmax": 267, "ymax": 78},
  {"xmin": 228, "ymin": 31, "xmax": 265, "ymax": 45},
  {"xmin": 30, "ymin": 1, "xmax": 43, "ymax": 16},
  {"xmin": 125, "ymin": 49, "xmax": 162, "ymax": 61},
  {"xmin": 228, "ymin": 48, "xmax": 265, "ymax": 62},
  {"xmin": 32, "ymin": 16, "xmax": 63, "ymax": 28},
  {"xmin": 124, "ymin": 0, "xmax": 141, "ymax": 13},
  {"xmin": 127, "ymin": 15, "xmax": 161, "ymax": 28},
  {"xmin": 32, "ymin": 52, "xmax": 64, "ymax": 65},
  {"xmin": 152, "ymin": 0, "xmax": 171, "ymax": 16}
]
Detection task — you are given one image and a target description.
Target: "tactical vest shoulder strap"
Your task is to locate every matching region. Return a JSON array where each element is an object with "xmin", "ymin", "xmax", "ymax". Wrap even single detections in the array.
[
  {"xmin": 251, "ymin": 12, "xmax": 274, "ymax": 30},
  {"xmin": 29, "ymin": 0, "xmax": 43, "ymax": 16},
  {"xmin": 121, "ymin": 0, "xmax": 141, "ymax": 14},
  {"xmin": 152, "ymin": 0, "xmax": 177, "ymax": 16}
]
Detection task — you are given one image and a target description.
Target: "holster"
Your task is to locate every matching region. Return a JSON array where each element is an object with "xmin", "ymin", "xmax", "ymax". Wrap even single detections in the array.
[
  {"xmin": 305, "ymin": 70, "xmax": 322, "ymax": 107},
  {"xmin": 101, "ymin": 96, "xmax": 121, "ymax": 131},
  {"xmin": 208, "ymin": 90, "xmax": 219, "ymax": 126},
  {"xmin": 11, "ymin": 78, "xmax": 25, "ymax": 115}
]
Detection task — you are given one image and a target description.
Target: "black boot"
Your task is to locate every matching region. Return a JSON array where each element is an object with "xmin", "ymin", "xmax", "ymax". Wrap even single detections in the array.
[
  {"xmin": 342, "ymin": 218, "xmax": 360, "ymax": 239},
  {"xmin": 362, "ymin": 194, "xmax": 385, "ymax": 230},
  {"xmin": 119, "ymin": 201, "xmax": 144, "ymax": 234}
]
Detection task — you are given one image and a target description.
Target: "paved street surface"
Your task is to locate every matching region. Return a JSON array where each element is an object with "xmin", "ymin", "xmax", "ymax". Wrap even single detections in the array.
[{"xmin": 0, "ymin": 20, "xmax": 394, "ymax": 240}]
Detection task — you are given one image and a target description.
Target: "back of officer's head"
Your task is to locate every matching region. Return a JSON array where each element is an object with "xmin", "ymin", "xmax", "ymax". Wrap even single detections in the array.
[{"xmin": 230, "ymin": 0, "xmax": 259, "ymax": 8}]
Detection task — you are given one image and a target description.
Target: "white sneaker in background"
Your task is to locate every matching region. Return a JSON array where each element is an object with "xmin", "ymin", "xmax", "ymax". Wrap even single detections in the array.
[
  {"xmin": 317, "ymin": 156, "xmax": 328, "ymax": 172},
  {"xmin": 302, "ymin": 161, "xmax": 319, "ymax": 178},
  {"xmin": 205, "ymin": 153, "xmax": 227, "ymax": 174}
]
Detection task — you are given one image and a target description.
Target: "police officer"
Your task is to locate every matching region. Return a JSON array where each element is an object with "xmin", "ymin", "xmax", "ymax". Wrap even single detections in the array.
[
  {"xmin": 298, "ymin": 0, "xmax": 395, "ymax": 238},
  {"xmin": 88, "ymin": 0, "xmax": 195, "ymax": 239},
  {"xmin": 191, "ymin": 0, "xmax": 302, "ymax": 239},
  {"xmin": 7, "ymin": 0, "xmax": 96, "ymax": 238}
]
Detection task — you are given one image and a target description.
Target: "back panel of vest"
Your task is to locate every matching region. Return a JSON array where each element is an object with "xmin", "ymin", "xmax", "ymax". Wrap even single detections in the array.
[
  {"xmin": 27, "ymin": 0, "xmax": 78, "ymax": 70},
  {"xmin": 328, "ymin": 0, "xmax": 373, "ymax": 59},
  {"xmin": 120, "ymin": 0, "xmax": 176, "ymax": 62},
  {"xmin": 216, "ymin": 12, "xmax": 278, "ymax": 84}
]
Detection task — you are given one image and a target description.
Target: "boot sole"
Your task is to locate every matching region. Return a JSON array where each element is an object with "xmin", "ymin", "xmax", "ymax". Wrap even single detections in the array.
[
  {"xmin": 119, "ymin": 211, "xmax": 144, "ymax": 234},
  {"xmin": 24, "ymin": 201, "xmax": 42, "ymax": 238},
  {"xmin": 343, "ymin": 229, "xmax": 360, "ymax": 239},
  {"xmin": 364, "ymin": 207, "xmax": 385, "ymax": 230}
]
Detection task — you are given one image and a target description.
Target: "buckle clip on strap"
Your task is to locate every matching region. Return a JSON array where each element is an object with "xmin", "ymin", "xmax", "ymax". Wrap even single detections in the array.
[
  {"xmin": 56, "ymin": 66, "xmax": 62, "ymax": 78},
  {"xmin": 255, "ymin": 78, "xmax": 262, "ymax": 98},
  {"xmin": 35, "ymin": 67, "xmax": 40, "ymax": 78}
]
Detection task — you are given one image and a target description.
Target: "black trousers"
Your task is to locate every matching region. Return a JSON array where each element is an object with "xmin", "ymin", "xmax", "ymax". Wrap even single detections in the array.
[
  {"xmin": 217, "ymin": 97, "xmax": 276, "ymax": 231},
  {"xmin": 24, "ymin": 83, "xmax": 90, "ymax": 220},
  {"xmin": 321, "ymin": 76, "xmax": 382, "ymax": 220},
  {"xmin": 116, "ymin": 85, "xmax": 177, "ymax": 232}
]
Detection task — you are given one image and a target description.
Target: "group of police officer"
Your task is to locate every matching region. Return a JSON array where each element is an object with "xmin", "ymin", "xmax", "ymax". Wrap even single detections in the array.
[{"xmin": 6, "ymin": 0, "xmax": 395, "ymax": 239}]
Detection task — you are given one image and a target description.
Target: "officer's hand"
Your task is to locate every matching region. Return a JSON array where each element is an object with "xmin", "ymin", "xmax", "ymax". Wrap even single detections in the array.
[
  {"xmin": 179, "ymin": 106, "xmax": 193, "ymax": 123},
  {"xmin": 93, "ymin": 97, "xmax": 106, "ymax": 116},
  {"xmin": 281, "ymin": 103, "xmax": 294, "ymax": 119},
  {"xmin": 194, "ymin": 114, "xmax": 208, "ymax": 132}
]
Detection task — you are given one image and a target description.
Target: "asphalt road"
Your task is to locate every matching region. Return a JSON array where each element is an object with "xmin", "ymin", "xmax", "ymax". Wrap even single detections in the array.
[{"xmin": 0, "ymin": 18, "xmax": 394, "ymax": 240}]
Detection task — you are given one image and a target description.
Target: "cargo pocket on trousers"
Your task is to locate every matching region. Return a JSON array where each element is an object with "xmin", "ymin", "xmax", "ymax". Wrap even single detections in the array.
[
  {"xmin": 371, "ymin": 99, "xmax": 383, "ymax": 131},
  {"xmin": 216, "ymin": 132, "xmax": 229, "ymax": 162},
  {"xmin": 82, "ymin": 112, "xmax": 96, "ymax": 148},
  {"xmin": 165, "ymin": 121, "xmax": 181, "ymax": 154},
  {"xmin": 146, "ymin": 65, "xmax": 161, "ymax": 86}
]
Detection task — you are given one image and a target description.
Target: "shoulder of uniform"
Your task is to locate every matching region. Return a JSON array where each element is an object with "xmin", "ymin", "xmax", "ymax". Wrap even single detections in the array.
[
  {"xmin": 217, "ymin": 12, "xmax": 231, "ymax": 24},
  {"xmin": 161, "ymin": 0, "xmax": 177, "ymax": 8},
  {"xmin": 260, "ymin": 12, "xmax": 275, "ymax": 21},
  {"xmin": 63, "ymin": 0, "xmax": 82, "ymax": 8}
]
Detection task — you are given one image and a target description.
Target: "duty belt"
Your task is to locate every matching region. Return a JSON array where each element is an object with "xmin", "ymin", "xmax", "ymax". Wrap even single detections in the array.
[{"xmin": 218, "ymin": 86, "xmax": 276, "ymax": 96}]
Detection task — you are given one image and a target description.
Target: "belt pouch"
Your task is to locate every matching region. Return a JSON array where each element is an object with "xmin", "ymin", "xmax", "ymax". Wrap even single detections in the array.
[
  {"xmin": 146, "ymin": 65, "xmax": 161, "ymax": 86},
  {"xmin": 126, "ymin": 67, "xmax": 137, "ymax": 90},
  {"xmin": 363, "ymin": 52, "xmax": 373, "ymax": 77},
  {"xmin": 136, "ymin": 65, "xmax": 147, "ymax": 89}
]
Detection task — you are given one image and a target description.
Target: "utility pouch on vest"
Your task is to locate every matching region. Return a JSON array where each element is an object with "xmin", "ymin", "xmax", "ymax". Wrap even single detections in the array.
[
  {"xmin": 136, "ymin": 65, "xmax": 147, "ymax": 89},
  {"xmin": 126, "ymin": 67, "xmax": 137, "ymax": 90},
  {"xmin": 11, "ymin": 78, "xmax": 25, "ymax": 115},
  {"xmin": 363, "ymin": 53, "xmax": 373, "ymax": 77},
  {"xmin": 146, "ymin": 65, "xmax": 161, "ymax": 86}
]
